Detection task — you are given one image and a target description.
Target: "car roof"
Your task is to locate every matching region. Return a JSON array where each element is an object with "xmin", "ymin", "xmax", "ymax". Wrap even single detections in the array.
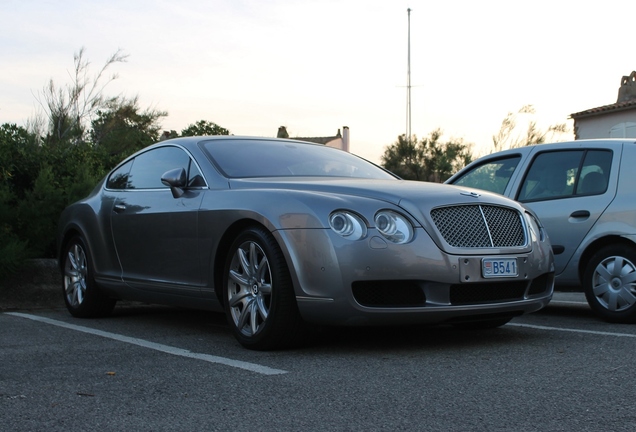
[
  {"xmin": 117, "ymin": 136, "xmax": 327, "ymax": 165},
  {"xmin": 532, "ymin": 138, "xmax": 635, "ymax": 148},
  {"xmin": 446, "ymin": 139, "xmax": 636, "ymax": 184},
  {"xmin": 157, "ymin": 135, "xmax": 322, "ymax": 148},
  {"xmin": 469, "ymin": 138, "xmax": 636, "ymax": 160},
  {"xmin": 495, "ymin": 138, "xmax": 634, "ymax": 153}
]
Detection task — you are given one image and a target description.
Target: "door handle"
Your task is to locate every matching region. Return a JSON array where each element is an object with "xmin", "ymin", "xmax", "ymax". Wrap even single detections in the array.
[
  {"xmin": 113, "ymin": 204, "xmax": 126, "ymax": 213},
  {"xmin": 570, "ymin": 210, "xmax": 590, "ymax": 218}
]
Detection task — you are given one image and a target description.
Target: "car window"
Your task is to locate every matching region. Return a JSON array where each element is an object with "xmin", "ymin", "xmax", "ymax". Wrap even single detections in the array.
[
  {"xmin": 129, "ymin": 147, "xmax": 192, "ymax": 189},
  {"xmin": 201, "ymin": 139, "xmax": 396, "ymax": 180},
  {"xmin": 519, "ymin": 151, "xmax": 581, "ymax": 202},
  {"xmin": 107, "ymin": 146, "xmax": 204, "ymax": 190},
  {"xmin": 574, "ymin": 150, "xmax": 611, "ymax": 196},
  {"xmin": 106, "ymin": 160, "xmax": 133, "ymax": 189},
  {"xmin": 452, "ymin": 156, "xmax": 521, "ymax": 195},
  {"xmin": 518, "ymin": 150, "xmax": 612, "ymax": 202},
  {"xmin": 187, "ymin": 158, "xmax": 206, "ymax": 187}
]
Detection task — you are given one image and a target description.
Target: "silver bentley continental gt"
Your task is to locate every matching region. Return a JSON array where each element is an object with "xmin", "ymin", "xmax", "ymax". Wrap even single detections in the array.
[{"xmin": 57, "ymin": 136, "xmax": 554, "ymax": 350}]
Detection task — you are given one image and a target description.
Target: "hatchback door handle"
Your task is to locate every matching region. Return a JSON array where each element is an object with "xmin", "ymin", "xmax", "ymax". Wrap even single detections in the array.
[{"xmin": 570, "ymin": 210, "xmax": 590, "ymax": 218}]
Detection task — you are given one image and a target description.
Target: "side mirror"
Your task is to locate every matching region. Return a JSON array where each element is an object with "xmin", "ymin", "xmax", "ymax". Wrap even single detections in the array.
[{"xmin": 161, "ymin": 168, "xmax": 187, "ymax": 198}]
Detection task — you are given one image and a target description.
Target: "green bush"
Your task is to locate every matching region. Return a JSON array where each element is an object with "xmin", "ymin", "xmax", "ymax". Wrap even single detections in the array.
[
  {"xmin": 0, "ymin": 123, "xmax": 109, "ymax": 277},
  {"xmin": 0, "ymin": 234, "xmax": 29, "ymax": 280},
  {"xmin": 15, "ymin": 165, "xmax": 67, "ymax": 258},
  {"xmin": 0, "ymin": 183, "xmax": 29, "ymax": 280},
  {"xmin": 0, "ymin": 112, "xmax": 229, "ymax": 280}
]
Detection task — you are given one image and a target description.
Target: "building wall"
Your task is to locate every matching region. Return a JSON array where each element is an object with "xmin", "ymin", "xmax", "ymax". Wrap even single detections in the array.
[
  {"xmin": 575, "ymin": 110, "xmax": 636, "ymax": 139},
  {"xmin": 325, "ymin": 138, "xmax": 344, "ymax": 150},
  {"xmin": 324, "ymin": 126, "xmax": 350, "ymax": 151}
]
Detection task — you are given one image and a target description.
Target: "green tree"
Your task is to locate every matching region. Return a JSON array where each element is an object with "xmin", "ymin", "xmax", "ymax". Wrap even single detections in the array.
[
  {"xmin": 492, "ymin": 105, "xmax": 570, "ymax": 152},
  {"xmin": 381, "ymin": 134, "xmax": 427, "ymax": 181},
  {"xmin": 90, "ymin": 96, "xmax": 167, "ymax": 166},
  {"xmin": 181, "ymin": 120, "xmax": 230, "ymax": 136},
  {"xmin": 382, "ymin": 130, "xmax": 473, "ymax": 182}
]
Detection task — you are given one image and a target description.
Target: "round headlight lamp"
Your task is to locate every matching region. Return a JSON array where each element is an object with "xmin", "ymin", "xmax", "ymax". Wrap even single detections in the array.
[
  {"xmin": 329, "ymin": 211, "xmax": 367, "ymax": 240},
  {"xmin": 374, "ymin": 210, "xmax": 413, "ymax": 244}
]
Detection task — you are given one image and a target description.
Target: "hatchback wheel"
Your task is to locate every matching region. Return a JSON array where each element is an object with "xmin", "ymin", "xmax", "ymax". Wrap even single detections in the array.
[
  {"xmin": 583, "ymin": 245, "xmax": 636, "ymax": 323},
  {"xmin": 223, "ymin": 227, "xmax": 304, "ymax": 350},
  {"xmin": 62, "ymin": 236, "xmax": 116, "ymax": 318}
]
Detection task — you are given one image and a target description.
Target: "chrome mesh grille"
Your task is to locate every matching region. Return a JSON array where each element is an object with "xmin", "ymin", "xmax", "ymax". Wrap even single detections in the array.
[{"xmin": 430, "ymin": 205, "xmax": 526, "ymax": 248}]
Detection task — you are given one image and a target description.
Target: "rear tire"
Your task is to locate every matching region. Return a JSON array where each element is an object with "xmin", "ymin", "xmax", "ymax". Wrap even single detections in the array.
[
  {"xmin": 62, "ymin": 236, "xmax": 116, "ymax": 318},
  {"xmin": 222, "ymin": 226, "xmax": 304, "ymax": 350},
  {"xmin": 583, "ymin": 245, "xmax": 636, "ymax": 323}
]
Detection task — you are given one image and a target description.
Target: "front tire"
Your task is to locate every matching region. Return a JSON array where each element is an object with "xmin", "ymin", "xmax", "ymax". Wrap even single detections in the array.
[
  {"xmin": 583, "ymin": 245, "xmax": 636, "ymax": 323},
  {"xmin": 223, "ymin": 226, "xmax": 304, "ymax": 350},
  {"xmin": 62, "ymin": 236, "xmax": 116, "ymax": 318}
]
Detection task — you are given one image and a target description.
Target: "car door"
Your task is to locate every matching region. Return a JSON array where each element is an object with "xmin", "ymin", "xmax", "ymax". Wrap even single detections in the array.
[
  {"xmin": 108, "ymin": 145, "xmax": 206, "ymax": 294},
  {"xmin": 514, "ymin": 147, "xmax": 617, "ymax": 276}
]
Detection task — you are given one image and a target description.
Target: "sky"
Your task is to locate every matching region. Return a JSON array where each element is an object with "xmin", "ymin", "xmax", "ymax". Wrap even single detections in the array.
[{"xmin": 1, "ymin": 0, "xmax": 634, "ymax": 163}]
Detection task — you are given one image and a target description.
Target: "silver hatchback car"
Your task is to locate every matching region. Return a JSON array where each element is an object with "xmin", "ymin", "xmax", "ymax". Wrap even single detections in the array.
[{"xmin": 447, "ymin": 139, "xmax": 636, "ymax": 323}]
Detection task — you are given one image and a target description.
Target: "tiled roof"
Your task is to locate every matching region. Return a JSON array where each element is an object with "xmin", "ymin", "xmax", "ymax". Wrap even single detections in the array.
[{"xmin": 570, "ymin": 99, "xmax": 636, "ymax": 119}]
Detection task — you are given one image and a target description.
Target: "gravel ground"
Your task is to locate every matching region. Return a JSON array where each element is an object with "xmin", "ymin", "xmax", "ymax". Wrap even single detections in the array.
[{"xmin": 0, "ymin": 259, "xmax": 64, "ymax": 311}]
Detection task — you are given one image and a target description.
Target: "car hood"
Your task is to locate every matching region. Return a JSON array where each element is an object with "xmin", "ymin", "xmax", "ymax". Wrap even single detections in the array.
[
  {"xmin": 229, "ymin": 177, "xmax": 534, "ymax": 255},
  {"xmin": 229, "ymin": 177, "xmax": 524, "ymax": 212}
]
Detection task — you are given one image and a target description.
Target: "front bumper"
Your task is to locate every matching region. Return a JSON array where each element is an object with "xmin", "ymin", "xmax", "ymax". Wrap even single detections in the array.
[{"xmin": 274, "ymin": 227, "xmax": 554, "ymax": 326}]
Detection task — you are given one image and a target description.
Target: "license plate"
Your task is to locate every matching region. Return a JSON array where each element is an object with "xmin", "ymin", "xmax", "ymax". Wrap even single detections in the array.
[{"xmin": 482, "ymin": 258, "xmax": 518, "ymax": 278}]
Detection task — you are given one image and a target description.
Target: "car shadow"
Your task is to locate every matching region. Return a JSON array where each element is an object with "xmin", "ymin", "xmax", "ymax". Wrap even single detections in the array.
[
  {"xmin": 303, "ymin": 322, "xmax": 544, "ymax": 353},
  {"xmin": 539, "ymin": 302, "xmax": 598, "ymax": 320},
  {"xmin": 103, "ymin": 303, "xmax": 545, "ymax": 352}
]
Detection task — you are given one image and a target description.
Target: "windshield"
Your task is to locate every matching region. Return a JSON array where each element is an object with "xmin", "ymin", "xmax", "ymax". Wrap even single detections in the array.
[
  {"xmin": 451, "ymin": 156, "xmax": 521, "ymax": 195},
  {"xmin": 201, "ymin": 139, "xmax": 396, "ymax": 180}
]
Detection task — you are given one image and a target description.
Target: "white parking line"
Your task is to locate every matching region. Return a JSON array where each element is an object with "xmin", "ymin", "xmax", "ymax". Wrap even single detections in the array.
[
  {"xmin": 6, "ymin": 312, "xmax": 287, "ymax": 375},
  {"xmin": 549, "ymin": 300, "xmax": 589, "ymax": 306},
  {"xmin": 508, "ymin": 322, "xmax": 636, "ymax": 338}
]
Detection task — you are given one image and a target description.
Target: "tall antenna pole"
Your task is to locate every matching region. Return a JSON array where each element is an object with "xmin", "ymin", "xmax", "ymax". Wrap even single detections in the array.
[{"xmin": 406, "ymin": 8, "xmax": 412, "ymax": 143}]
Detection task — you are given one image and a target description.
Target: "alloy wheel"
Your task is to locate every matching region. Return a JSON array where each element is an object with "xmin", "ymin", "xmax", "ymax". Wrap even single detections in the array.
[
  {"xmin": 226, "ymin": 240, "xmax": 273, "ymax": 337},
  {"xmin": 64, "ymin": 242, "xmax": 88, "ymax": 307}
]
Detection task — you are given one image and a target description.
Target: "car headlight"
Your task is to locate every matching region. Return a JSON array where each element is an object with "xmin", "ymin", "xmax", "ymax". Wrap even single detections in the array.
[
  {"xmin": 524, "ymin": 211, "xmax": 545, "ymax": 242},
  {"xmin": 329, "ymin": 211, "xmax": 367, "ymax": 240},
  {"xmin": 374, "ymin": 210, "xmax": 414, "ymax": 244}
]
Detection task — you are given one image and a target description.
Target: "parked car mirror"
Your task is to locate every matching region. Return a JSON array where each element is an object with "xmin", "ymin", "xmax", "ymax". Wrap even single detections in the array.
[{"xmin": 161, "ymin": 167, "xmax": 187, "ymax": 198}]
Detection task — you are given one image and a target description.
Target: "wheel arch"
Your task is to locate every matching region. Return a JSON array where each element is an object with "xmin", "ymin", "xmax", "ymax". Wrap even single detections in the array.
[
  {"xmin": 58, "ymin": 225, "xmax": 86, "ymax": 273},
  {"xmin": 212, "ymin": 219, "xmax": 274, "ymax": 305},
  {"xmin": 578, "ymin": 235, "xmax": 636, "ymax": 282}
]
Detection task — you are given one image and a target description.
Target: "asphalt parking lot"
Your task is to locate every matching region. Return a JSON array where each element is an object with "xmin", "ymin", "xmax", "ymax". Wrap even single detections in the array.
[{"xmin": 3, "ymin": 275, "xmax": 636, "ymax": 432}]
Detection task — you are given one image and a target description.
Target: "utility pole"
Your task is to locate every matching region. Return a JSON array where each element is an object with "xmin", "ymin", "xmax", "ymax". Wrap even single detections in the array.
[{"xmin": 406, "ymin": 8, "xmax": 412, "ymax": 143}]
